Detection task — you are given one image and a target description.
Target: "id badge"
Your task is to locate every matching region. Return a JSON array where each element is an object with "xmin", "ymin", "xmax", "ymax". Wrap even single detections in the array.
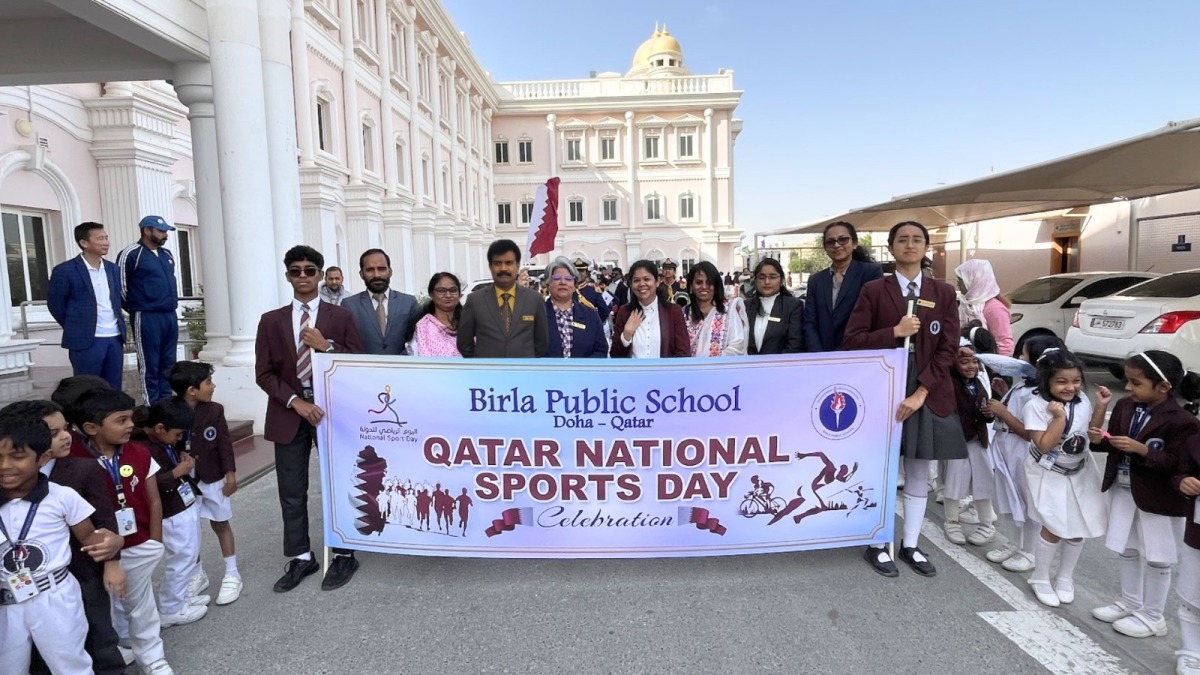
[
  {"xmin": 177, "ymin": 482, "xmax": 196, "ymax": 507},
  {"xmin": 116, "ymin": 507, "xmax": 138, "ymax": 535},
  {"xmin": 1195, "ymin": 498, "xmax": 1200, "ymax": 525},
  {"xmin": 4, "ymin": 567, "xmax": 38, "ymax": 603},
  {"xmin": 1038, "ymin": 452, "xmax": 1058, "ymax": 470},
  {"xmin": 1117, "ymin": 459, "xmax": 1131, "ymax": 487}
]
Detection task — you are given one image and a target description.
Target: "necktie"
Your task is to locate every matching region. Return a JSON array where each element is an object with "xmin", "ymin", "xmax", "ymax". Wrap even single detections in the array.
[
  {"xmin": 1129, "ymin": 405, "xmax": 1149, "ymax": 438},
  {"xmin": 374, "ymin": 293, "xmax": 387, "ymax": 335},
  {"xmin": 297, "ymin": 304, "xmax": 312, "ymax": 387},
  {"xmin": 500, "ymin": 293, "xmax": 513, "ymax": 333},
  {"xmin": 906, "ymin": 281, "xmax": 918, "ymax": 299}
]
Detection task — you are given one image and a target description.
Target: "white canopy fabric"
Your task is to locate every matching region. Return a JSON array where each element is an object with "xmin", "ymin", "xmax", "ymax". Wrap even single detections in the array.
[{"xmin": 767, "ymin": 117, "xmax": 1200, "ymax": 236}]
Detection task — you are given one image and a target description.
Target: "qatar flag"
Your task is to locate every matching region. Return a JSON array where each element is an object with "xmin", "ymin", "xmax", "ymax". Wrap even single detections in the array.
[{"xmin": 525, "ymin": 176, "xmax": 560, "ymax": 257}]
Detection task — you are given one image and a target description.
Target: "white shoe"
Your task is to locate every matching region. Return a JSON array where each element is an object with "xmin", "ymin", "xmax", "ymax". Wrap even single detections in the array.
[
  {"xmin": 968, "ymin": 523, "xmax": 997, "ymax": 546},
  {"xmin": 160, "ymin": 603, "xmax": 208, "ymax": 628},
  {"xmin": 986, "ymin": 542, "xmax": 1018, "ymax": 563},
  {"xmin": 187, "ymin": 570, "xmax": 209, "ymax": 597},
  {"xmin": 145, "ymin": 659, "xmax": 175, "ymax": 675},
  {"xmin": 117, "ymin": 645, "xmax": 135, "ymax": 666},
  {"xmin": 217, "ymin": 575, "xmax": 243, "ymax": 605},
  {"xmin": 959, "ymin": 503, "xmax": 980, "ymax": 524},
  {"xmin": 1176, "ymin": 649, "xmax": 1200, "ymax": 674},
  {"xmin": 896, "ymin": 474, "xmax": 906, "ymax": 490},
  {"xmin": 1030, "ymin": 580, "xmax": 1060, "ymax": 607},
  {"xmin": 1053, "ymin": 579, "xmax": 1075, "ymax": 604},
  {"xmin": 1114, "ymin": 612, "xmax": 1168, "ymax": 638},
  {"xmin": 1092, "ymin": 600, "xmax": 1135, "ymax": 623},
  {"xmin": 188, "ymin": 594, "xmax": 212, "ymax": 607},
  {"xmin": 1002, "ymin": 551, "xmax": 1035, "ymax": 573},
  {"xmin": 935, "ymin": 489, "xmax": 945, "ymax": 505},
  {"xmin": 944, "ymin": 520, "xmax": 966, "ymax": 545}
]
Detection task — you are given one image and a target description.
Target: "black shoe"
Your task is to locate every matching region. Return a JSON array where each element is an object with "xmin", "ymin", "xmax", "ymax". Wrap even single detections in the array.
[
  {"xmin": 898, "ymin": 546, "xmax": 937, "ymax": 577},
  {"xmin": 863, "ymin": 546, "xmax": 898, "ymax": 578},
  {"xmin": 321, "ymin": 554, "xmax": 360, "ymax": 591},
  {"xmin": 273, "ymin": 556, "xmax": 319, "ymax": 592}
]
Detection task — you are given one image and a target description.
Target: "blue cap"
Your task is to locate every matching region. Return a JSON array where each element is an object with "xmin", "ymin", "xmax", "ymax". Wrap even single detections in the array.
[{"xmin": 138, "ymin": 215, "xmax": 174, "ymax": 232}]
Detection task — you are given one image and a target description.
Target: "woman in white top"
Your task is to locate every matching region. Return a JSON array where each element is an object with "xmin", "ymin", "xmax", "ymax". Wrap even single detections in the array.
[
  {"xmin": 610, "ymin": 259, "xmax": 690, "ymax": 358},
  {"xmin": 684, "ymin": 261, "xmax": 747, "ymax": 357}
]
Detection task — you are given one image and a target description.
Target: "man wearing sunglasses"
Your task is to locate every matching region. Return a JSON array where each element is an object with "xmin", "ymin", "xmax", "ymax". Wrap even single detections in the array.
[{"xmin": 255, "ymin": 245, "xmax": 364, "ymax": 593}]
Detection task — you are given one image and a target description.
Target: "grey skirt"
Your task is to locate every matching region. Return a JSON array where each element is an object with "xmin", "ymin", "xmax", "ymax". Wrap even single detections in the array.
[{"xmin": 901, "ymin": 351, "xmax": 968, "ymax": 461}]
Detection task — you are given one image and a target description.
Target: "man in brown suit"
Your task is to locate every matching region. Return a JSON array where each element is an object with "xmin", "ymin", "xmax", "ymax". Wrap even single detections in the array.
[
  {"xmin": 457, "ymin": 239, "xmax": 548, "ymax": 358},
  {"xmin": 255, "ymin": 245, "xmax": 363, "ymax": 593}
]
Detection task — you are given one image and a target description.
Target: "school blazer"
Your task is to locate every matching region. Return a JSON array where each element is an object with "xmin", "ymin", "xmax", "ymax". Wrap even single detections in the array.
[
  {"xmin": 255, "ymin": 301, "xmax": 363, "ymax": 444},
  {"xmin": 457, "ymin": 284, "xmax": 548, "ymax": 358},
  {"xmin": 1098, "ymin": 396, "xmax": 1199, "ymax": 517},
  {"xmin": 544, "ymin": 299, "xmax": 608, "ymax": 358},
  {"xmin": 180, "ymin": 401, "xmax": 236, "ymax": 484},
  {"xmin": 745, "ymin": 294, "xmax": 804, "ymax": 354},
  {"xmin": 609, "ymin": 302, "xmax": 690, "ymax": 358},
  {"xmin": 46, "ymin": 255, "xmax": 126, "ymax": 349},
  {"xmin": 843, "ymin": 275, "xmax": 961, "ymax": 418},
  {"xmin": 48, "ymin": 456, "xmax": 121, "ymax": 581},
  {"xmin": 344, "ymin": 289, "xmax": 421, "ymax": 355},
  {"xmin": 1178, "ymin": 434, "xmax": 1200, "ymax": 549},
  {"xmin": 803, "ymin": 260, "xmax": 885, "ymax": 352}
]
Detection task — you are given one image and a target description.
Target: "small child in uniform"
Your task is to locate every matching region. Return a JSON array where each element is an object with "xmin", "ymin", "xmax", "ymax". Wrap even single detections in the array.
[
  {"xmin": 1174, "ymin": 401, "xmax": 1200, "ymax": 674},
  {"xmin": 1022, "ymin": 348, "xmax": 1108, "ymax": 607},
  {"xmin": 942, "ymin": 340, "xmax": 998, "ymax": 546}
]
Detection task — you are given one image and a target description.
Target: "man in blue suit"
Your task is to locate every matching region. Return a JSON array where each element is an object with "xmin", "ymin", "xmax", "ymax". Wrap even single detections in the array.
[
  {"xmin": 344, "ymin": 249, "xmax": 420, "ymax": 355},
  {"xmin": 48, "ymin": 221, "xmax": 126, "ymax": 391}
]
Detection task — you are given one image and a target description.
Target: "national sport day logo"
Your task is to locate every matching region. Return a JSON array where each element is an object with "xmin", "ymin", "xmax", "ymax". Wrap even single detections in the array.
[
  {"xmin": 812, "ymin": 385, "xmax": 864, "ymax": 440},
  {"xmin": 367, "ymin": 384, "xmax": 405, "ymax": 427}
]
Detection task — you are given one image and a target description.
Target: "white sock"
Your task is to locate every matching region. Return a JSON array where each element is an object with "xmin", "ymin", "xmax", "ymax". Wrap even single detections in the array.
[
  {"xmin": 1118, "ymin": 549, "xmax": 1143, "ymax": 609},
  {"xmin": 1141, "ymin": 562, "xmax": 1172, "ymax": 622},
  {"xmin": 1031, "ymin": 534, "xmax": 1060, "ymax": 585},
  {"xmin": 902, "ymin": 493, "xmax": 927, "ymax": 549},
  {"xmin": 225, "ymin": 554, "xmax": 240, "ymax": 578},
  {"xmin": 975, "ymin": 499, "xmax": 996, "ymax": 526},
  {"xmin": 1021, "ymin": 519, "xmax": 1041, "ymax": 554},
  {"xmin": 997, "ymin": 517, "xmax": 1019, "ymax": 546},
  {"xmin": 1055, "ymin": 539, "xmax": 1085, "ymax": 586},
  {"xmin": 944, "ymin": 498, "xmax": 962, "ymax": 523},
  {"xmin": 295, "ymin": 552, "xmax": 312, "ymax": 561},
  {"xmin": 1180, "ymin": 602, "xmax": 1200, "ymax": 652}
]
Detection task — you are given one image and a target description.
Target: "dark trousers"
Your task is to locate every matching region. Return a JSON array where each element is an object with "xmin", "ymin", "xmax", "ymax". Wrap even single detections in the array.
[
  {"xmin": 132, "ymin": 310, "xmax": 178, "ymax": 404},
  {"xmin": 275, "ymin": 420, "xmax": 351, "ymax": 558},
  {"xmin": 29, "ymin": 571, "xmax": 126, "ymax": 675},
  {"xmin": 69, "ymin": 335, "xmax": 125, "ymax": 393}
]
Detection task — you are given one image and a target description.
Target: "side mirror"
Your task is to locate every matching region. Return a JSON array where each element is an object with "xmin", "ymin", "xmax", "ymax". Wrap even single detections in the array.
[{"xmin": 1068, "ymin": 296, "xmax": 1088, "ymax": 306}]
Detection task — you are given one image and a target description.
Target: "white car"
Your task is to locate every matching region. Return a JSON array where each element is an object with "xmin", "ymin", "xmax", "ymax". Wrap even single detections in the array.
[
  {"xmin": 1007, "ymin": 272, "xmax": 1159, "ymax": 356},
  {"xmin": 1066, "ymin": 269, "xmax": 1200, "ymax": 377}
]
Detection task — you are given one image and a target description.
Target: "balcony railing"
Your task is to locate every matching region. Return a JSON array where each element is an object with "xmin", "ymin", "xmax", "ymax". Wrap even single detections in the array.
[{"xmin": 496, "ymin": 73, "xmax": 736, "ymax": 101}]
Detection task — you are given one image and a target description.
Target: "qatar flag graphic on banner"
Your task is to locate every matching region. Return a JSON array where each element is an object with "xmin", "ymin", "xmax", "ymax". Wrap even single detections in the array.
[{"xmin": 526, "ymin": 176, "xmax": 561, "ymax": 257}]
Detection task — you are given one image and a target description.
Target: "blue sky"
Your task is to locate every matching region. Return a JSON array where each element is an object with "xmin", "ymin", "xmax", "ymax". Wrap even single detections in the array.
[{"xmin": 441, "ymin": 1, "xmax": 1200, "ymax": 236}]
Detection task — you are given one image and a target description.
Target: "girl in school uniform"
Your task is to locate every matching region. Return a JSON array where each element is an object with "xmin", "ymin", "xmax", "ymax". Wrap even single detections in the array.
[
  {"xmin": 1088, "ymin": 351, "xmax": 1200, "ymax": 640},
  {"xmin": 1175, "ymin": 394, "xmax": 1200, "ymax": 675},
  {"xmin": 942, "ymin": 340, "xmax": 997, "ymax": 546},
  {"xmin": 1022, "ymin": 349, "xmax": 1108, "ymax": 607},
  {"xmin": 984, "ymin": 336, "xmax": 1066, "ymax": 572}
]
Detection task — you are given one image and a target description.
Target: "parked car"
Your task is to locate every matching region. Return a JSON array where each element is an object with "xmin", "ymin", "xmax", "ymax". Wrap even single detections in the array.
[
  {"xmin": 1006, "ymin": 272, "xmax": 1159, "ymax": 357},
  {"xmin": 1066, "ymin": 269, "xmax": 1200, "ymax": 378}
]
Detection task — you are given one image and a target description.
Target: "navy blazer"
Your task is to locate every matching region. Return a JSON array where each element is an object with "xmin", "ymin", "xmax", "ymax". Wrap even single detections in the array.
[
  {"xmin": 47, "ymin": 254, "xmax": 126, "ymax": 350},
  {"xmin": 344, "ymin": 289, "xmax": 421, "ymax": 355},
  {"xmin": 803, "ymin": 260, "xmax": 884, "ymax": 352},
  {"xmin": 544, "ymin": 299, "xmax": 608, "ymax": 358}
]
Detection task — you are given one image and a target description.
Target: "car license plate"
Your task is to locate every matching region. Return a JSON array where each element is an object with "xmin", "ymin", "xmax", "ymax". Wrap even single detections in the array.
[{"xmin": 1090, "ymin": 317, "xmax": 1125, "ymax": 330}]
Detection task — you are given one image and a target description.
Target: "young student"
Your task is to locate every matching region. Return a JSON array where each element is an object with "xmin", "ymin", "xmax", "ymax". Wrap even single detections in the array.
[
  {"xmin": 0, "ymin": 400, "xmax": 127, "ymax": 675},
  {"xmin": 1088, "ymin": 351, "xmax": 1200, "ymax": 639},
  {"xmin": 135, "ymin": 398, "xmax": 209, "ymax": 627},
  {"xmin": 168, "ymin": 360, "xmax": 242, "ymax": 605},
  {"xmin": 1174, "ymin": 400, "xmax": 1200, "ymax": 675},
  {"xmin": 0, "ymin": 409, "xmax": 119, "ymax": 675},
  {"xmin": 67, "ymin": 388, "xmax": 175, "ymax": 675},
  {"xmin": 984, "ymin": 336, "xmax": 1065, "ymax": 572},
  {"xmin": 942, "ymin": 340, "xmax": 997, "ymax": 546},
  {"xmin": 1022, "ymin": 349, "xmax": 1108, "ymax": 607}
]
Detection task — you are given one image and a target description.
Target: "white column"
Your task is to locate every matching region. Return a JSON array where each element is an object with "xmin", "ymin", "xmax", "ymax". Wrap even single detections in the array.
[
  {"xmin": 546, "ymin": 113, "xmax": 557, "ymax": 177},
  {"xmin": 704, "ymin": 108, "xmax": 715, "ymax": 230},
  {"xmin": 207, "ymin": 0, "xmax": 281, "ymax": 367},
  {"xmin": 625, "ymin": 111, "xmax": 637, "ymax": 232},
  {"xmin": 260, "ymin": 0, "xmax": 304, "ymax": 302},
  {"xmin": 291, "ymin": 0, "xmax": 314, "ymax": 166},
  {"xmin": 376, "ymin": 0, "xmax": 397, "ymax": 196},
  {"xmin": 173, "ymin": 62, "xmax": 233, "ymax": 361},
  {"xmin": 339, "ymin": 0, "xmax": 363, "ymax": 184},
  {"xmin": 405, "ymin": 14, "xmax": 421, "ymax": 199}
]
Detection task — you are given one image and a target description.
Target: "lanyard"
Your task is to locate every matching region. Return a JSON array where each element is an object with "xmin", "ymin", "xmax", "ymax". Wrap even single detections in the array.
[
  {"xmin": 1058, "ymin": 399, "xmax": 1077, "ymax": 441},
  {"xmin": 88, "ymin": 443, "xmax": 128, "ymax": 507},
  {"xmin": 0, "ymin": 500, "xmax": 40, "ymax": 548},
  {"xmin": 163, "ymin": 442, "xmax": 179, "ymax": 466},
  {"xmin": 1128, "ymin": 405, "xmax": 1150, "ymax": 439}
]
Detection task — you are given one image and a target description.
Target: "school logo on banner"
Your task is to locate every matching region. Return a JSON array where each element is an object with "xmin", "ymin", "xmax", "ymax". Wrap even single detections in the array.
[{"xmin": 812, "ymin": 384, "xmax": 864, "ymax": 441}]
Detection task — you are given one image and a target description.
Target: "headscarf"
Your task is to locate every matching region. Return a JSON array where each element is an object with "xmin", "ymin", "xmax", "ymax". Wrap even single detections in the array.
[{"xmin": 955, "ymin": 258, "xmax": 1001, "ymax": 329}]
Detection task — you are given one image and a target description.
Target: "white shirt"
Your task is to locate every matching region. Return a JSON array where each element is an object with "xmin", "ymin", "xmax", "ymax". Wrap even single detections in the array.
[
  {"xmin": 754, "ymin": 294, "xmax": 777, "ymax": 351},
  {"xmin": 622, "ymin": 301, "xmax": 662, "ymax": 358},
  {"xmin": 292, "ymin": 298, "xmax": 321, "ymax": 349},
  {"xmin": 0, "ymin": 481, "xmax": 93, "ymax": 575},
  {"xmin": 1023, "ymin": 395, "xmax": 1093, "ymax": 470},
  {"xmin": 83, "ymin": 255, "xmax": 120, "ymax": 338},
  {"xmin": 39, "ymin": 458, "xmax": 56, "ymax": 477},
  {"xmin": 895, "ymin": 270, "xmax": 922, "ymax": 298}
]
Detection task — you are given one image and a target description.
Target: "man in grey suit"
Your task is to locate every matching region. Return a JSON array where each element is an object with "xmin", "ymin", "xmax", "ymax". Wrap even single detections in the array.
[
  {"xmin": 458, "ymin": 239, "xmax": 548, "ymax": 358},
  {"xmin": 344, "ymin": 249, "xmax": 421, "ymax": 354}
]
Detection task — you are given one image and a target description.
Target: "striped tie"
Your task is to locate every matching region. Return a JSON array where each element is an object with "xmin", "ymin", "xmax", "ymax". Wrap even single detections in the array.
[{"xmin": 297, "ymin": 304, "xmax": 312, "ymax": 387}]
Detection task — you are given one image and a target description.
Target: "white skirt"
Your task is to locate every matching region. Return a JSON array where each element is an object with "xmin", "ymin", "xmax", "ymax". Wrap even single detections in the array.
[
  {"xmin": 1022, "ymin": 454, "xmax": 1108, "ymax": 540},
  {"xmin": 1178, "ymin": 545, "xmax": 1200, "ymax": 607},
  {"xmin": 943, "ymin": 439, "xmax": 995, "ymax": 501},
  {"xmin": 1104, "ymin": 487, "xmax": 1184, "ymax": 564},
  {"xmin": 989, "ymin": 430, "xmax": 1030, "ymax": 522}
]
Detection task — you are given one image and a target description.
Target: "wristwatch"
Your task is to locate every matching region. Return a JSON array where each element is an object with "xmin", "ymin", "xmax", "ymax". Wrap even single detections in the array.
[{"xmin": 325, "ymin": 340, "xmax": 336, "ymax": 353}]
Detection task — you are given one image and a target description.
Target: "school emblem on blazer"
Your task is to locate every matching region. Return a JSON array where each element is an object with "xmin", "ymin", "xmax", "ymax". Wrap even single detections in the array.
[
  {"xmin": 812, "ymin": 385, "xmax": 864, "ymax": 441},
  {"xmin": 202, "ymin": 426, "xmax": 218, "ymax": 442}
]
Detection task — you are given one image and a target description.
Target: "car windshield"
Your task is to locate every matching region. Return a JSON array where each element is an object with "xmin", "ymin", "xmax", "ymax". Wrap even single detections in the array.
[
  {"xmin": 1009, "ymin": 276, "xmax": 1082, "ymax": 304},
  {"xmin": 1119, "ymin": 272, "xmax": 1200, "ymax": 298}
]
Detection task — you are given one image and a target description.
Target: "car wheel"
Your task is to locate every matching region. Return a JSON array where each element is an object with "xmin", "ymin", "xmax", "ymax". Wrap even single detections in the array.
[{"xmin": 1107, "ymin": 364, "xmax": 1126, "ymax": 380}]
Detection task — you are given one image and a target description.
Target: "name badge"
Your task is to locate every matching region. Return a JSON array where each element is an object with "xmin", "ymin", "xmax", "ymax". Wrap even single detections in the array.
[
  {"xmin": 767, "ymin": 316, "xmax": 781, "ymax": 323},
  {"xmin": 1116, "ymin": 458, "xmax": 1131, "ymax": 487},
  {"xmin": 116, "ymin": 507, "xmax": 138, "ymax": 535},
  {"xmin": 1195, "ymin": 498, "xmax": 1200, "ymax": 526},
  {"xmin": 1038, "ymin": 451, "xmax": 1059, "ymax": 470},
  {"xmin": 570, "ymin": 321, "xmax": 586, "ymax": 329},
  {"xmin": 3, "ymin": 567, "xmax": 38, "ymax": 603},
  {"xmin": 521, "ymin": 315, "xmax": 535, "ymax": 322},
  {"xmin": 177, "ymin": 481, "xmax": 196, "ymax": 507},
  {"xmin": 917, "ymin": 299, "xmax": 936, "ymax": 309}
]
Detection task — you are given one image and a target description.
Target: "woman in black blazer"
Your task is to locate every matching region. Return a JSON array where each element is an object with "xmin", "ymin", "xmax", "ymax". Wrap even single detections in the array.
[
  {"xmin": 803, "ymin": 221, "xmax": 885, "ymax": 352},
  {"xmin": 744, "ymin": 258, "xmax": 804, "ymax": 354}
]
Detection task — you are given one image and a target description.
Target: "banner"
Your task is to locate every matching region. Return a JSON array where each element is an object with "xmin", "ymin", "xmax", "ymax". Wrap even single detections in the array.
[{"xmin": 313, "ymin": 350, "xmax": 906, "ymax": 559}]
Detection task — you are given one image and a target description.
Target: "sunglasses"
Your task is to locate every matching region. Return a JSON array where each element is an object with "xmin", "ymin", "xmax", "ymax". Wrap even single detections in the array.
[
  {"xmin": 287, "ymin": 266, "xmax": 320, "ymax": 278},
  {"xmin": 824, "ymin": 236, "xmax": 852, "ymax": 248}
]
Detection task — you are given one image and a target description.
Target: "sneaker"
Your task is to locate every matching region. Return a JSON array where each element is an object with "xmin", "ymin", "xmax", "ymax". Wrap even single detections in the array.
[
  {"xmin": 274, "ymin": 555, "xmax": 319, "ymax": 593},
  {"xmin": 935, "ymin": 489, "xmax": 945, "ymax": 505},
  {"xmin": 1093, "ymin": 600, "xmax": 1135, "ymax": 623},
  {"xmin": 145, "ymin": 660, "xmax": 175, "ymax": 675},
  {"xmin": 986, "ymin": 541, "xmax": 1018, "ymax": 563},
  {"xmin": 1114, "ymin": 612, "xmax": 1169, "ymax": 638},
  {"xmin": 160, "ymin": 603, "xmax": 208, "ymax": 628},
  {"xmin": 1176, "ymin": 649, "xmax": 1200, "ymax": 674},
  {"xmin": 959, "ymin": 503, "xmax": 980, "ymax": 524},
  {"xmin": 117, "ymin": 645, "xmax": 135, "ymax": 666},
  {"xmin": 944, "ymin": 520, "xmax": 966, "ymax": 545},
  {"xmin": 1030, "ymin": 580, "xmax": 1060, "ymax": 607},
  {"xmin": 1053, "ymin": 579, "xmax": 1075, "ymax": 604},
  {"xmin": 186, "ymin": 570, "xmax": 209, "ymax": 597},
  {"xmin": 217, "ymin": 575, "xmax": 243, "ymax": 605},
  {"xmin": 188, "ymin": 594, "xmax": 212, "ymax": 607},
  {"xmin": 968, "ymin": 523, "xmax": 997, "ymax": 546},
  {"xmin": 1002, "ymin": 551, "xmax": 1035, "ymax": 573}
]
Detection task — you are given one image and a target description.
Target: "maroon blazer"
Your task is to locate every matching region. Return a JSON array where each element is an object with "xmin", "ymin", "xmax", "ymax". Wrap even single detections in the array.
[
  {"xmin": 48, "ymin": 456, "xmax": 121, "ymax": 579},
  {"xmin": 843, "ymin": 275, "xmax": 960, "ymax": 418},
  {"xmin": 1175, "ymin": 430, "xmax": 1200, "ymax": 549},
  {"xmin": 255, "ymin": 301, "xmax": 363, "ymax": 444},
  {"xmin": 1098, "ymin": 396, "xmax": 1199, "ymax": 517},
  {"xmin": 610, "ymin": 301, "xmax": 690, "ymax": 358},
  {"xmin": 177, "ymin": 401, "xmax": 236, "ymax": 484}
]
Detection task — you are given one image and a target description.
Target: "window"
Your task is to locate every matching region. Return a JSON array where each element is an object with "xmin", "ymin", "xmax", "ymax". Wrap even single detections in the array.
[
  {"xmin": 566, "ymin": 138, "xmax": 582, "ymax": 163},
  {"xmin": 495, "ymin": 141, "xmax": 509, "ymax": 164},
  {"xmin": 645, "ymin": 195, "xmax": 661, "ymax": 221},
  {"xmin": 518, "ymin": 139, "xmax": 533, "ymax": 163},
  {"xmin": 316, "ymin": 97, "xmax": 333, "ymax": 153},
  {"xmin": 361, "ymin": 122, "xmax": 375, "ymax": 172},
  {"xmin": 600, "ymin": 136, "xmax": 616, "ymax": 161},
  {"xmin": 441, "ymin": 169, "xmax": 449, "ymax": 206},
  {"xmin": 395, "ymin": 141, "xmax": 407, "ymax": 185},
  {"xmin": 1, "ymin": 211, "xmax": 50, "ymax": 305},
  {"xmin": 439, "ymin": 76, "xmax": 450, "ymax": 114},
  {"xmin": 417, "ymin": 53, "xmax": 429, "ymax": 99},
  {"xmin": 643, "ymin": 134, "xmax": 660, "ymax": 160},
  {"xmin": 176, "ymin": 227, "xmax": 197, "ymax": 297},
  {"xmin": 679, "ymin": 194, "xmax": 695, "ymax": 220},
  {"xmin": 354, "ymin": 0, "xmax": 375, "ymax": 51},
  {"xmin": 520, "ymin": 201, "xmax": 535, "ymax": 224},
  {"xmin": 421, "ymin": 157, "xmax": 430, "ymax": 197},
  {"xmin": 680, "ymin": 255, "xmax": 697, "ymax": 275},
  {"xmin": 497, "ymin": 203, "xmax": 512, "ymax": 225},
  {"xmin": 602, "ymin": 198, "xmax": 619, "ymax": 223},
  {"xmin": 389, "ymin": 21, "xmax": 406, "ymax": 74},
  {"xmin": 677, "ymin": 132, "xmax": 695, "ymax": 159},
  {"xmin": 568, "ymin": 199, "xmax": 584, "ymax": 224}
]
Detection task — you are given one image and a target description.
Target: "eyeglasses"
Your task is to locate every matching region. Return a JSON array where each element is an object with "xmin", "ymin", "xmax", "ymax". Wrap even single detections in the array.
[
  {"xmin": 432, "ymin": 287, "xmax": 460, "ymax": 296},
  {"xmin": 287, "ymin": 266, "xmax": 320, "ymax": 278},
  {"xmin": 550, "ymin": 274, "xmax": 574, "ymax": 282},
  {"xmin": 824, "ymin": 236, "xmax": 852, "ymax": 248},
  {"xmin": 756, "ymin": 274, "xmax": 781, "ymax": 282}
]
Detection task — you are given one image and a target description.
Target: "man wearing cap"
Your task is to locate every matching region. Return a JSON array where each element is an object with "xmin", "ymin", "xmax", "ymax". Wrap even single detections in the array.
[
  {"xmin": 118, "ymin": 215, "xmax": 180, "ymax": 404},
  {"xmin": 572, "ymin": 258, "xmax": 610, "ymax": 323},
  {"xmin": 660, "ymin": 259, "xmax": 685, "ymax": 299}
]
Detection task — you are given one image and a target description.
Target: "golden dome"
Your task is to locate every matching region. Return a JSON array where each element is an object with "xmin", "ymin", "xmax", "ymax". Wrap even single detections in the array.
[{"xmin": 631, "ymin": 24, "xmax": 683, "ymax": 69}]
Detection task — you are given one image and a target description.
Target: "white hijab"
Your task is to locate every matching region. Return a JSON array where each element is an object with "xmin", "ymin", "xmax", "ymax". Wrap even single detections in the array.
[{"xmin": 955, "ymin": 258, "xmax": 1001, "ymax": 329}]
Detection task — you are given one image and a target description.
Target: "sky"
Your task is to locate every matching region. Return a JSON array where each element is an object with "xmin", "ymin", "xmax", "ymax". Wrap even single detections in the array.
[{"xmin": 440, "ymin": 0, "xmax": 1200, "ymax": 237}]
